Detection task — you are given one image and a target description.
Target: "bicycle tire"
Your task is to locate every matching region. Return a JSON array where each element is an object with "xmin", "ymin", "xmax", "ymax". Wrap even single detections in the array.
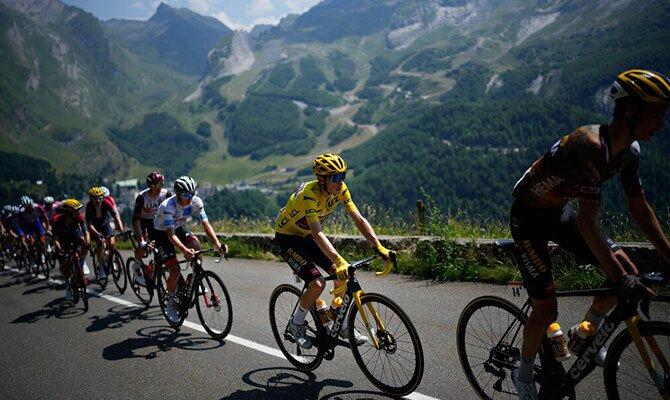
[
  {"xmin": 268, "ymin": 284, "xmax": 324, "ymax": 371},
  {"xmin": 92, "ymin": 250, "xmax": 108, "ymax": 290},
  {"xmin": 195, "ymin": 270, "xmax": 233, "ymax": 340},
  {"xmin": 348, "ymin": 292, "xmax": 424, "ymax": 396},
  {"xmin": 604, "ymin": 320, "xmax": 670, "ymax": 399},
  {"xmin": 110, "ymin": 250, "xmax": 127, "ymax": 294},
  {"xmin": 126, "ymin": 257, "xmax": 153, "ymax": 305},
  {"xmin": 39, "ymin": 248, "xmax": 49, "ymax": 279},
  {"xmin": 157, "ymin": 268, "xmax": 185, "ymax": 329},
  {"xmin": 45, "ymin": 240, "xmax": 56, "ymax": 270},
  {"xmin": 73, "ymin": 254, "xmax": 88, "ymax": 312},
  {"xmin": 457, "ymin": 296, "xmax": 530, "ymax": 400}
]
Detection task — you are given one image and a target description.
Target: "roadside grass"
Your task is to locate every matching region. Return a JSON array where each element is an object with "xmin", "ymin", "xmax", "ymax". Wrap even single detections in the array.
[{"xmin": 119, "ymin": 199, "xmax": 668, "ymax": 290}]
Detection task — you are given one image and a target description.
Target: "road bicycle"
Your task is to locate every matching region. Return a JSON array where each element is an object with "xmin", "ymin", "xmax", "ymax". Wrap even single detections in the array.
[
  {"xmin": 457, "ymin": 239, "xmax": 670, "ymax": 399},
  {"xmin": 91, "ymin": 230, "xmax": 130, "ymax": 293},
  {"xmin": 157, "ymin": 249, "xmax": 233, "ymax": 340},
  {"xmin": 26, "ymin": 234, "xmax": 48, "ymax": 278},
  {"xmin": 268, "ymin": 254, "xmax": 424, "ymax": 396},
  {"xmin": 64, "ymin": 246, "xmax": 89, "ymax": 312}
]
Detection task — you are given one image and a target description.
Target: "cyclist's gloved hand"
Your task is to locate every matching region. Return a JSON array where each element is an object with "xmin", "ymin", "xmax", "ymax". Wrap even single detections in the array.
[
  {"xmin": 616, "ymin": 274, "xmax": 655, "ymax": 299},
  {"xmin": 334, "ymin": 255, "xmax": 350, "ymax": 280},
  {"xmin": 375, "ymin": 242, "xmax": 391, "ymax": 261}
]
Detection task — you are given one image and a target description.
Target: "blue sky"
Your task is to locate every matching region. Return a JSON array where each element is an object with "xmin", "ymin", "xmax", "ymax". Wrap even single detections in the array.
[{"xmin": 61, "ymin": 0, "xmax": 321, "ymax": 30}]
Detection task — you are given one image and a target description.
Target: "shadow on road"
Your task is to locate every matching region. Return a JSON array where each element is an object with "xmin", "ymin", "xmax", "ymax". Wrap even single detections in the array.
[
  {"xmin": 10, "ymin": 297, "xmax": 86, "ymax": 323},
  {"xmin": 102, "ymin": 325, "xmax": 225, "ymax": 360},
  {"xmin": 86, "ymin": 304, "xmax": 162, "ymax": 332},
  {"xmin": 219, "ymin": 366, "xmax": 378, "ymax": 400}
]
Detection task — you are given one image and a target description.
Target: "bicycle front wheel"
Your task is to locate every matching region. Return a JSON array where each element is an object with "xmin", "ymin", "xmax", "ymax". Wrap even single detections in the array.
[
  {"xmin": 348, "ymin": 292, "xmax": 424, "ymax": 396},
  {"xmin": 604, "ymin": 320, "xmax": 670, "ymax": 400},
  {"xmin": 268, "ymin": 284, "xmax": 324, "ymax": 371},
  {"xmin": 73, "ymin": 258, "xmax": 88, "ymax": 312},
  {"xmin": 195, "ymin": 270, "xmax": 233, "ymax": 340},
  {"xmin": 126, "ymin": 258, "xmax": 153, "ymax": 305},
  {"xmin": 457, "ymin": 296, "xmax": 528, "ymax": 400},
  {"xmin": 110, "ymin": 250, "xmax": 127, "ymax": 294},
  {"xmin": 92, "ymin": 250, "xmax": 108, "ymax": 290}
]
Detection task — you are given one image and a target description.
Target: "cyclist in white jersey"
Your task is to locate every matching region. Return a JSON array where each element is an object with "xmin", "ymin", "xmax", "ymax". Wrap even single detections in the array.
[
  {"xmin": 153, "ymin": 176, "xmax": 227, "ymax": 322},
  {"xmin": 132, "ymin": 172, "xmax": 171, "ymax": 284}
]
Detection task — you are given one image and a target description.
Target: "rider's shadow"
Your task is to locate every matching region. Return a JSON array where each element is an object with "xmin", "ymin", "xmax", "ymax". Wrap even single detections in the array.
[
  {"xmin": 102, "ymin": 326, "xmax": 226, "ymax": 361},
  {"xmin": 220, "ymin": 367, "xmax": 356, "ymax": 400},
  {"xmin": 86, "ymin": 305, "xmax": 162, "ymax": 332},
  {"xmin": 10, "ymin": 298, "xmax": 82, "ymax": 323},
  {"xmin": 23, "ymin": 281, "xmax": 62, "ymax": 295}
]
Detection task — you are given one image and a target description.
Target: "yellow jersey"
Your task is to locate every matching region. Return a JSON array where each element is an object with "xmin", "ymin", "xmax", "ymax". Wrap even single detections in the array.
[{"xmin": 275, "ymin": 180, "xmax": 358, "ymax": 236}]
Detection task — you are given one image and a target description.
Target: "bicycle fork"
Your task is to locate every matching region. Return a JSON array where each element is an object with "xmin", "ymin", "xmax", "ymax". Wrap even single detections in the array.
[
  {"xmin": 352, "ymin": 291, "xmax": 390, "ymax": 350},
  {"xmin": 626, "ymin": 316, "xmax": 670, "ymax": 399}
]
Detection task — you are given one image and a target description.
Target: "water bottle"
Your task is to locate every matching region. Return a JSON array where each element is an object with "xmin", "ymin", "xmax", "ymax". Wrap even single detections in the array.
[
  {"xmin": 546, "ymin": 322, "xmax": 571, "ymax": 361},
  {"xmin": 185, "ymin": 273, "xmax": 193, "ymax": 290},
  {"xmin": 568, "ymin": 321, "xmax": 595, "ymax": 354},
  {"xmin": 315, "ymin": 298, "xmax": 330, "ymax": 327},
  {"xmin": 327, "ymin": 297, "xmax": 343, "ymax": 320}
]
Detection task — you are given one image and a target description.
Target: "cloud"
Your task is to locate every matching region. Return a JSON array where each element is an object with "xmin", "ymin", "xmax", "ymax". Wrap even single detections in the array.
[
  {"xmin": 187, "ymin": 0, "xmax": 210, "ymax": 14},
  {"xmin": 213, "ymin": 11, "xmax": 280, "ymax": 32},
  {"xmin": 249, "ymin": 0, "xmax": 274, "ymax": 16},
  {"xmin": 285, "ymin": 0, "xmax": 319, "ymax": 13},
  {"xmin": 130, "ymin": 1, "xmax": 146, "ymax": 10}
]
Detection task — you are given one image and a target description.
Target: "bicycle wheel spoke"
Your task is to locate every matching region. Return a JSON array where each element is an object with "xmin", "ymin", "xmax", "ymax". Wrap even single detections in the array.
[
  {"xmin": 349, "ymin": 293, "xmax": 423, "ymax": 396},
  {"xmin": 196, "ymin": 271, "xmax": 232, "ymax": 340}
]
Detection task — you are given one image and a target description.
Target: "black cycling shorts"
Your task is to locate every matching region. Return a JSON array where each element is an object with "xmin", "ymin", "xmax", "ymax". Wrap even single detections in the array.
[
  {"xmin": 139, "ymin": 218, "xmax": 158, "ymax": 241},
  {"xmin": 154, "ymin": 226, "xmax": 199, "ymax": 266},
  {"xmin": 510, "ymin": 199, "xmax": 616, "ymax": 299},
  {"xmin": 274, "ymin": 232, "xmax": 333, "ymax": 284}
]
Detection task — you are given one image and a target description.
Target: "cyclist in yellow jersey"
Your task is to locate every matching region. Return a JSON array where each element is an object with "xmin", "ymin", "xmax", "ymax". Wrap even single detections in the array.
[{"xmin": 274, "ymin": 153, "xmax": 393, "ymax": 349}]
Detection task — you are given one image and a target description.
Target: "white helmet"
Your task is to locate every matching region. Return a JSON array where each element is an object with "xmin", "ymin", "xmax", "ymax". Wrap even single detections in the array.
[
  {"xmin": 174, "ymin": 176, "xmax": 197, "ymax": 193},
  {"xmin": 20, "ymin": 196, "xmax": 33, "ymax": 206},
  {"xmin": 100, "ymin": 186, "xmax": 110, "ymax": 197}
]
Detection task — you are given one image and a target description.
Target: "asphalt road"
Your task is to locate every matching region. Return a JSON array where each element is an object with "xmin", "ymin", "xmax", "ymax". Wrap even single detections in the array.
[{"xmin": 0, "ymin": 251, "xmax": 652, "ymax": 399}]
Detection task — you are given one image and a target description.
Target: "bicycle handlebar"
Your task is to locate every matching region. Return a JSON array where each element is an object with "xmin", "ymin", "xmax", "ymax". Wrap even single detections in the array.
[
  {"xmin": 176, "ymin": 248, "xmax": 224, "ymax": 266},
  {"xmin": 327, "ymin": 252, "xmax": 397, "ymax": 295}
]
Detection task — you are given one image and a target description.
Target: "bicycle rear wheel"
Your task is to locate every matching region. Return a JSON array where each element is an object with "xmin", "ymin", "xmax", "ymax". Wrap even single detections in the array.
[
  {"xmin": 268, "ymin": 284, "xmax": 324, "ymax": 371},
  {"xmin": 457, "ymin": 296, "xmax": 530, "ymax": 400},
  {"xmin": 195, "ymin": 270, "xmax": 233, "ymax": 340},
  {"xmin": 110, "ymin": 250, "xmax": 127, "ymax": 294},
  {"xmin": 604, "ymin": 320, "xmax": 670, "ymax": 399},
  {"xmin": 348, "ymin": 292, "xmax": 424, "ymax": 396},
  {"xmin": 126, "ymin": 258, "xmax": 153, "ymax": 305}
]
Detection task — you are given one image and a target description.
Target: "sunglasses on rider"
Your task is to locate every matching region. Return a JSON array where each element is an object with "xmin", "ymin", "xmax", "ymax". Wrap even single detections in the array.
[
  {"xmin": 149, "ymin": 183, "xmax": 163, "ymax": 188},
  {"xmin": 178, "ymin": 191, "xmax": 195, "ymax": 199},
  {"xmin": 93, "ymin": 196, "xmax": 104, "ymax": 201},
  {"xmin": 327, "ymin": 172, "xmax": 346, "ymax": 183}
]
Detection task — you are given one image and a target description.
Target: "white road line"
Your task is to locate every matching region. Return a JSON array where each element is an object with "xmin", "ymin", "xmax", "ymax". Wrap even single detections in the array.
[{"xmin": 14, "ymin": 269, "xmax": 441, "ymax": 400}]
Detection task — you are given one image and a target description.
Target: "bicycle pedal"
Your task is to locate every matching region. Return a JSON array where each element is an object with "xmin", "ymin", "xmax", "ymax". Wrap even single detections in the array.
[{"xmin": 324, "ymin": 347, "xmax": 335, "ymax": 360}]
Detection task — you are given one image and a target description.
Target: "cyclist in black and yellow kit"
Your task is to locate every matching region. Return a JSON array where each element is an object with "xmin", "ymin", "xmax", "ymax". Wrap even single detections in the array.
[
  {"xmin": 275, "ymin": 153, "xmax": 393, "ymax": 349},
  {"xmin": 510, "ymin": 69, "xmax": 670, "ymax": 399}
]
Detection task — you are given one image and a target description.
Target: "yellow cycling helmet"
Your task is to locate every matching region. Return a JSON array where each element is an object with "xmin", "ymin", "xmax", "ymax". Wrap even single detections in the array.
[
  {"xmin": 611, "ymin": 69, "xmax": 670, "ymax": 105},
  {"xmin": 313, "ymin": 153, "xmax": 347, "ymax": 176},
  {"xmin": 62, "ymin": 199, "xmax": 83, "ymax": 211},
  {"xmin": 89, "ymin": 187, "xmax": 104, "ymax": 197}
]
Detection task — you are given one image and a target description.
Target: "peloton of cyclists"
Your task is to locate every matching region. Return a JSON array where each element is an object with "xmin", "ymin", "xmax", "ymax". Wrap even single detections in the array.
[
  {"xmin": 509, "ymin": 69, "xmax": 670, "ymax": 399},
  {"xmin": 274, "ymin": 153, "xmax": 393, "ymax": 349}
]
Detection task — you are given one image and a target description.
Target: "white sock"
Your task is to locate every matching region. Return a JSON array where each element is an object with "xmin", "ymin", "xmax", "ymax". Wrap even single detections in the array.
[{"xmin": 293, "ymin": 304, "xmax": 309, "ymax": 325}]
